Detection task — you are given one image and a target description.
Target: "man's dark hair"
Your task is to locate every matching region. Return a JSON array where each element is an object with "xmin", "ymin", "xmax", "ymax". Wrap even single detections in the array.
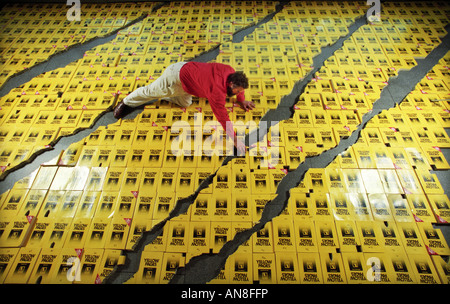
[{"xmin": 228, "ymin": 71, "xmax": 249, "ymax": 89}]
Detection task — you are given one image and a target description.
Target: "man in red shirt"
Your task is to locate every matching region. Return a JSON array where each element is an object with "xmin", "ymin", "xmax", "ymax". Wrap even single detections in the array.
[{"xmin": 114, "ymin": 61, "xmax": 255, "ymax": 154}]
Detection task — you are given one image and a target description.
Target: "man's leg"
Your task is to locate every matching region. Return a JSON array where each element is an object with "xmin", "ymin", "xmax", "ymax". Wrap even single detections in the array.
[{"xmin": 114, "ymin": 62, "xmax": 187, "ymax": 118}]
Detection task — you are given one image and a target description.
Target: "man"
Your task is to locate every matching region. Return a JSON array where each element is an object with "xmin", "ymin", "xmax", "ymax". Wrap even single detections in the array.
[{"xmin": 113, "ymin": 61, "xmax": 255, "ymax": 154}]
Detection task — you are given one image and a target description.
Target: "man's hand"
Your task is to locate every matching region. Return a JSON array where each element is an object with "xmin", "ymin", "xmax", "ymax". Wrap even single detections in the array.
[
  {"xmin": 234, "ymin": 137, "xmax": 246, "ymax": 156},
  {"xmin": 239, "ymin": 100, "xmax": 255, "ymax": 112}
]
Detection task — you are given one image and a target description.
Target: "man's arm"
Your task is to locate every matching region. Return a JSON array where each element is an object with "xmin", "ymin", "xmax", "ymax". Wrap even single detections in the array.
[
  {"xmin": 209, "ymin": 97, "xmax": 246, "ymax": 155},
  {"xmin": 235, "ymin": 91, "xmax": 255, "ymax": 111}
]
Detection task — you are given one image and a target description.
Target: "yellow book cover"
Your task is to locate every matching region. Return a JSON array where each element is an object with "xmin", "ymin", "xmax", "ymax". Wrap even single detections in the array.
[
  {"xmin": 177, "ymin": 168, "xmax": 196, "ymax": 193},
  {"xmin": 166, "ymin": 221, "xmax": 189, "ymax": 253},
  {"xmin": 335, "ymin": 220, "xmax": 361, "ymax": 253},
  {"xmin": 306, "ymin": 168, "xmax": 328, "ymax": 193},
  {"xmin": 404, "ymin": 147, "xmax": 432, "ymax": 171},
  {"xmin": 27, "ymin": 248, "xmax": 60, "ymax": 284},
  {"xmin": 253, "ymin": 222, "xmax": 273, "ymax": 253},
  {"xmin": 159, "ymin": 252, "xmax": 185, "ymax": 284},
  {"xmin": 139, "ymin": 168, "xmax": 160, "ymax": 194},
  {"xmin": 388, "ymin": 194, "xmax": 414, "ymax": 222},
  {"xmin": 406, "ymin": 194, "xmax": 436, "ymax": 223},
  {"xmin": 76, "ymin": 248, "xmax": 104, "ymax": 284},
  {"xmin": 341, "ymin": 252, "xmax": 369, "ymax": 284},
  {"xmin": 145, "ymin": 147, "xmax": 164, "ymax": 168},
  {"xmin": 417, "ymin": 222, "xmax": 450, "ymax": 256},
  {"xmin": 212, "ymin": 190, "xmax": 232, "ymax": 222},
  {"xmin": 50, "ymin": 248, "xmax": 83, "ymax": 284},
  {"xmin": 284, "ymin": 127, "xmax": 302, "ymax": 148},
  {"xmin": 362, "ymin": 253, "xmax": 395, "ymax": 284},
  {"xmin": 374, "ymin": 149, "xmax": 395, "ymax": 169},
  {"xmin": 27, "ymin": 216, "xmax": 53, "ymax": 248},
  {"xmin": 299, "ymin": 127, "xmax": 322, "ymax": 149},
  {"xmin": 64, "ymin": 218, "xmax": 91, "ymax": 249},
  {"xmin": 415, "ymin": 169, "xmax": 444, "ymax": 194},
  {"xmin": 134, "ymin": 251, "xmax": 164, "ymax": 284},
  {"xmin": 290, "ymin": 192, "xmax": 314, "ymax": 221},
  {"xmin": 104, "ymin": 217, "xmax": 131, "ymax": 250},
  {"xmin": 18, "ymin": 189, "xmax": 47, "ymax": 217},
  {"xmin": 232, "ymin": 191, "xmax": 252, "ymax": 222},
  {"xmin": 330, "ymin": 192, "xmax": 355, "ymax": 221},
  {"xmin": 103, "ymin": 167, "xmax": 125, "ymax": 192},
  {"xmin": 368, "ymin": 193, "xmax": 394, "ymax": 222},
  {"xmin": 110, "ymin": 146, "xmax": 130, "ymax": 167},
  {"xmin": 4, "ymin": 247, "xmax": 41, "ymax": 284},
  {"xmin": 188, "ymin": 221, "xmax": 210, "ymax": 254},
  {"xmin": 317, "ymin": 130, "xmax": 336, "ymax": 152},
  {"xmin": 325, "ymin": 168, "xmax": 348, "ymax": 193},
  {"xmin": 428, "ymin": 126, "xmax": 450, "ymax": 148},
  {"xmin": 298, "ymin": 252, "xmax": 323, "ymax": 284},
  {"xmin": 311, "ymin": 193, "xmax": 333, "ymax": 221},
  {"xmin": 396, "ymin": 169, "xmax": 423, "ymax": 195},
  {"xmin": 115, "ymin": 190, "xmax": 137, "ymax": 219},
  {"xmin": 249, "ymin": 147, "xmax": 269, "ymax": 170},
  {"xmin": 76, "ymin": 146, "xmax": 99, "ymax": 167},
  {"xmin": 95, "ymin": 146, "xmax": 113, "ymax": 167},
  {"xmin": 315, "ymin": 220, "xmax": 339, "ymax": 253},
  {"xmin": 380, "ymin": 221, "xmax": 405, "ymax": 254},
  {"xmin": 379, "ymin": 127, "xmax": 403, "ymax": 147},
  {"xmin": 190, "ymin": 193, "xmax": 212, "ymax": 222},
  {"xmin": 0, "ymin": 248, "xmax": 20, "ymax": 283},
  {"xmin": 378, "ymin": 169, "xmax": 403, "ymax": 194},
  {"xmin": 127, "ymin": 147, "xmax": 147, "ymax": 167},
  {"xmin": 210, "ymin": 222, "xmax": 231, "ymax": 254},
  {"xmin": 153, "ymin": 192, "xmax": 175, "ymax": 221},
  {"xmin": 133, "ymin": 192, "xmax": 155, "ymax": 220},
  {"xmin": 229, "ymin": 252, "xmax": 253, "ymax": 284},
  {"xmin": 342, "ymin": 169, "xmax": 366, "ymax": 193},
  {"xmin": 294, "ymin": 219, "xmax": 317, "ymax": 253},
  {"xmin": 396, "ymin": 222, "xmax": 426, "ymax": 255},
  {"xmin": 285, "ymin": 146, "xmax": 305, "ymax": 170},
  {"xmin": 275, "ymin": 252, "xmax": 300, "ymax": 284},
  {"xmin": 158, "ymin": 168, "xmax": 178, "ymax": 193},
  {"xmin": 84, "ymin": 167, "xmax": 108, "ymax": 192},
  {"xmin": 354, "ymin": 146, "xmax": 376, "ymax": 169},
  {"xmin": 252, "ymin": 253, "xmax": 276, "ymax": 284},
  {"xmin": 84, "ymin": 217, "xmax": 111, "ymax": 249},
  {"xmin": 1, "ymin": 188, "xmax": 29, "ymax": 217},
  {"xmin": 95, "ymin": 191, "xmax": 119, "ymax": 219},
  {"xmin": 232, "ymin": 166, "xmax": 251, "ymax": 192},
  {"xmin": 0, "ymin": 215, "xmax": 35, "ymax": 248},
  {"xmin": 408, "ymin": 254, "xmax": 441, "ymax": 284},
  {"xmin": 41, "ymin": 217, "xmax": 72, "ymax": 249},
  {"xmin": 74, "ymin": 191, "xmax": 101, "ymax": 219},
  {"xmin": 272, "ymin": 218, "xmax": 295, "ymax": 252},
  {"xmin": 426, "ymin": 194, "xmax": 450, "ymax": 223},
  {"xmin": 390, "ymin": 147, "xmax": 412, "ymax": 169},
  {"xmin": 422, "ymin": 146, "xmax": 450, "ymax": 170},
  {"xmin": 319, "ymin": 252, "xmax": 347, "ymax": 284},
  {"xmin": 121, "ymin": 167, "xmax": 142, "ymax": 193},
  {"xmin": 363, "ymin": 128, "xmax": 385, "ymax": 146},
  {"xmin": 356, "ymin": 220, "xmax": 385, "ymax": 253}
]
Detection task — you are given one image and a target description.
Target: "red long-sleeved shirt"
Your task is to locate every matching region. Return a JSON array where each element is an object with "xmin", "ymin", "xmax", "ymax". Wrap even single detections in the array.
[{"xmin": 179, "ymin": 62, "xmax": 245, "ymax": 137}]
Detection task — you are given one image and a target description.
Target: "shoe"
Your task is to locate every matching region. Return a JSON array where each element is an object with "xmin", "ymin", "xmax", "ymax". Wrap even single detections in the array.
[{"xmin": 113, "ymin": 101, "xmax": 132, "ymax": 119}]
